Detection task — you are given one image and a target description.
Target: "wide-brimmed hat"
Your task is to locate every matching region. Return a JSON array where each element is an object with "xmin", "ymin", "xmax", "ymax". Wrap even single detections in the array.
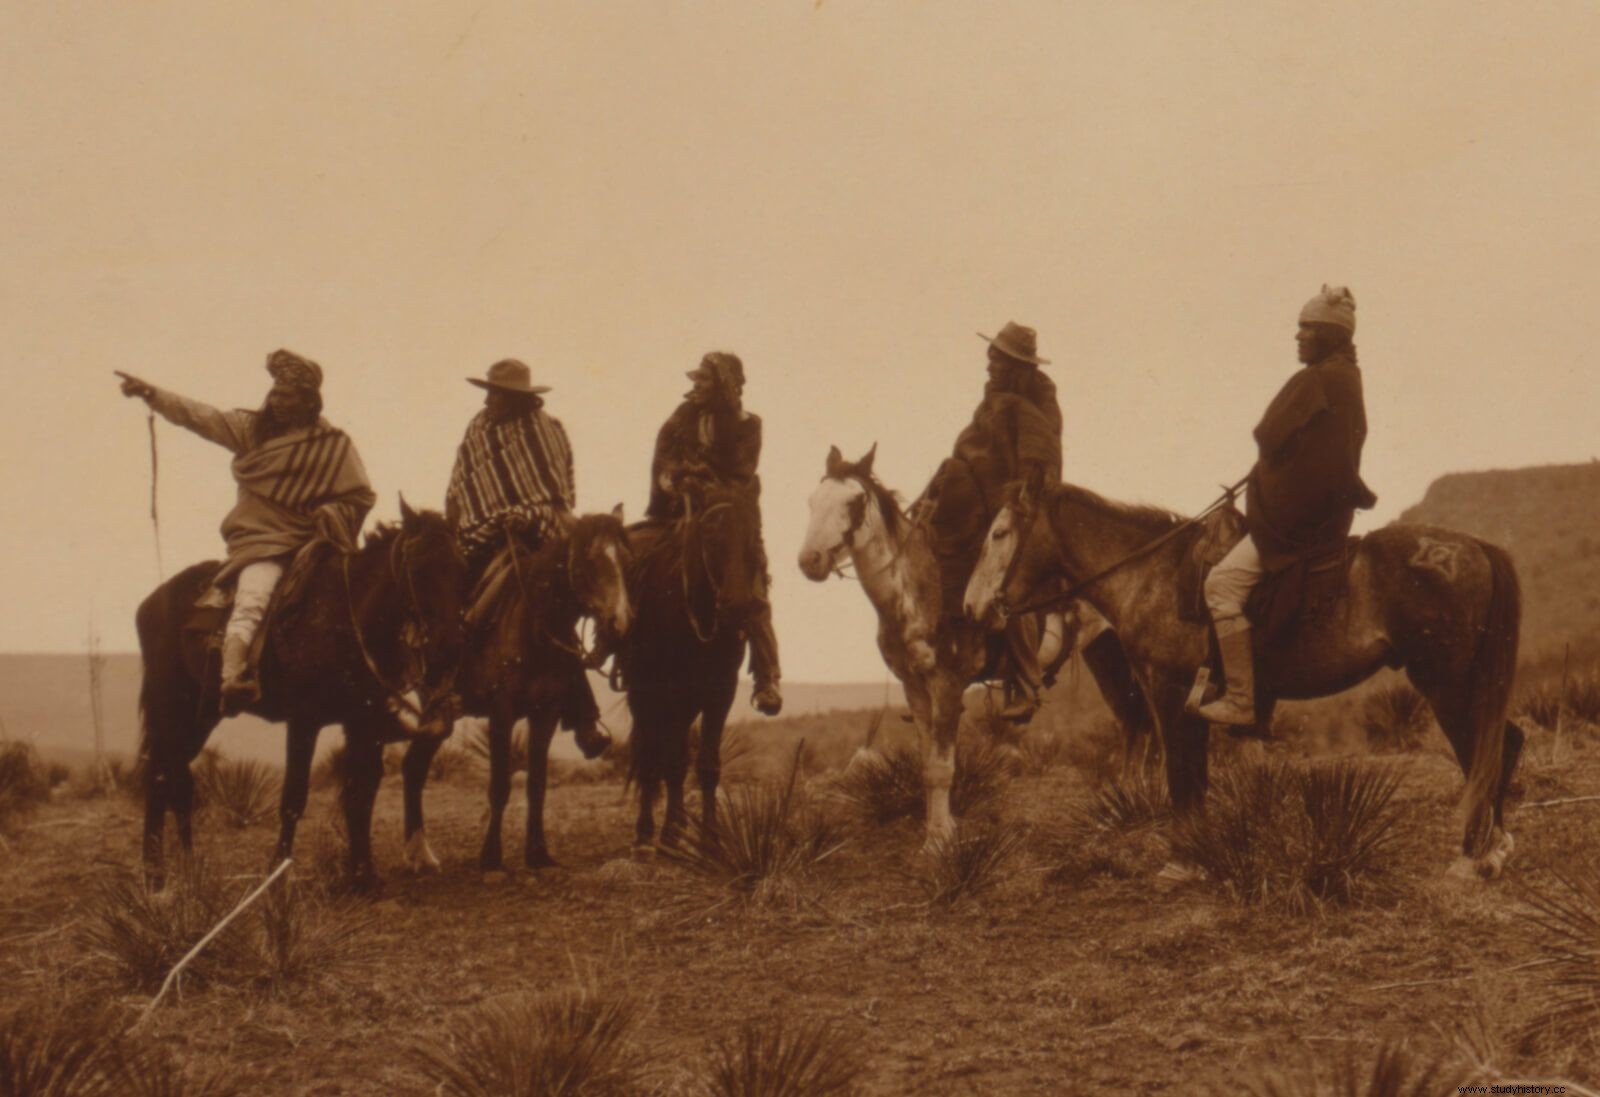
[
  {"xmin": 467, "ymin": 359, "xmax": 551, "ymax": 395},
  {"xmin": 977, "ymin": 322, "xmax": 1050, "ymax": 366}
]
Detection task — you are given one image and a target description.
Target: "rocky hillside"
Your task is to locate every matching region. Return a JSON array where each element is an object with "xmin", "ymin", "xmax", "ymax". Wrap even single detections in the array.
[{"xmin": 1397, "ymin": 461, "xmax": 1600, "ymax": 658}]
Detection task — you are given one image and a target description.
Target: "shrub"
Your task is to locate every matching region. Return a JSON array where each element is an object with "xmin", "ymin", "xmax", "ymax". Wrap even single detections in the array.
[
  {"xmin": 194, "ymin": 756, "xmax": 280, "ymax": 829},
  {"xmin": 667, "ymin": 749, "xmax": 844, "ymax": 911},
  {"xmin": 0, "ymin": 739, "xmax": 50, "ymax": 831},
  {"xmin": 1358, "ymin": 684, "xmax": 1432, "ymax": 753},
  {"xmin": 1520, "ymin": 672, "xmax": 1600, "ymax": 732},
  {"xmin": 251, "ymin": 876, "xmax": 376, "ymax": 994},
  {"xmin": 414, "ymin": 982, "xmax": 647, "ymax": 1097},
  {"xmin": 79, "ymin": 860, "xmax": 249, "ymax": 992},
  {"xmin": 915, "ymin": 822, "xmax": 1027, "ymax": 911},
  {"xmin": 1223, "ymin": 1042, "xmax": 1467, "ymax": 1097},
  {"xmin": 831, "ymin": 736, "xmax": 1009, "ymax": 826},
  {"xmin": 0, "ymin": 1006, "xmax": 242, "ymax": 1097},
  {"xmin": 1520, "ymin": 859, "xmax": 1600, "ymax": 1052},
  {"xmin": 1172, "ymin": 760, "xmax": 1403, "ymax": 914},
  {"xmin": 1069, "ymin": 767, "xmax": 1169, "ymax": 836},
  {"xmin": 700, "ymin": 1016, "xmax": 864, "ymax": 1097}
]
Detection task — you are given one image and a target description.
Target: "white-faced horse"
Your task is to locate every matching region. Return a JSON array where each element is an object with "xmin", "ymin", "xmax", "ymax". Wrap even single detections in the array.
[{"xmin": 799, "ymin": 444, "xmax": 1152, "ymax": 847}]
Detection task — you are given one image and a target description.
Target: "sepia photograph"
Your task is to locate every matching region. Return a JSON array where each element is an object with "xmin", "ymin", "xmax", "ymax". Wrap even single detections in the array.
[{"xmin": 2, "ymin": 3, "xmax": 1597, "ymax": 1093}]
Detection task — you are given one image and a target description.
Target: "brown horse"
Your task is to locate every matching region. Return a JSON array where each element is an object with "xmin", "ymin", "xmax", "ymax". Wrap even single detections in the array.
[
  {"xmin": 135, "ymin": 501, "xmax": 468, "ymax": 889},
  {"xmin": 623, "ymin": 478, "xmax": 763, "ymax": 850},
  {"xmin": 798, "ymin": 445, "xmax": 1153, "ymax": 848},
  {"xmin": 398, "ymin": 509, "xmax": 633, "ymax": 872},
  {"xmin": 964, "ymin": 474, "xmax": 1523, "ymax": 878}
]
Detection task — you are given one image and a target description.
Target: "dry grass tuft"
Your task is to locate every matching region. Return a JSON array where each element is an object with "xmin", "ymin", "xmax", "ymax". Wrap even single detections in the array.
[
  {"xmin": 666, "ymin": 749, "xmax": 844, "ymax": 911},
  {"xmin": 830, "ymin": 736, "xmax": 1010, "ymax": 826},
  {"xmin": 194, "ymin": 755, "xmax": 279, "ymax": 828},
  {"xmin": 1071, "ymin": 767, "xmax": 1170, "ymax": 836},
  {"xmin": 1520, "ymin": 858, "xmax": 1600, "ymax": 1053},
  {"xmin": 700, "ymin": 1015, "xmax": 863, "ymax": 1097},
  {"xmin": 1358, "ymin": 684, "xmax": 1433, "ymax": 753},
  {"xmin": 0, "ymin": 1006, "xmax": 242, "ymax": 1097},
  {"xmin": 79, "ymin": 860, "xmax": 248, "ymax": 992},
  {"xmin": 0, "ymin": 739, "xmax": 51, "ymax": 833},
  {"xmin": 1172, "ymin": 759, "xmax": 1404, "ymax": 914},
  {"xmin": 1224, "ymin": 1042, "xmax": 1468, "ymax": 1096},
  {"xmin": 414, "ymin": 982, "xmax": 647, "ymax": 1097},
  {"xmin": 250, "ymin": 875, "xmax": 377, "ymax": 994},
  {"xmin": 915, "ymin": 821, "xmax": 1028, "ymax": 911},
  {"xmin": 1520, "ymin": 672, "xmax": 1600, "ymax": 733}
]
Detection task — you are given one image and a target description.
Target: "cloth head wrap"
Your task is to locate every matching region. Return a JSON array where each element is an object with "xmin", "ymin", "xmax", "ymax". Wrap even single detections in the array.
[
  {"xmin": 266, "ymin": 348, "xmax": 324, "ymax": 391},
  {"xmin": 1299, "ymin": 285, "xmax": 1356, "ymax": 333}
]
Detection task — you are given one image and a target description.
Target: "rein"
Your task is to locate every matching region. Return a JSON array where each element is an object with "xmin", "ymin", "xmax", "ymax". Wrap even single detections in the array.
[
  {"xmin": 502, "ymin": 523, "xmax": 608, "ymax": 665},
  {"xmin": 825, "ymin": 475, "xmax": 906, "ymax": 583},
  {"xmin": 997, "ymin": 476, "xmax": 1248, "ymax": 620},
  {"xmin": 342, "ymin": 531, "xmax": 438, "ymax": 721},
  {"xmin": 681, "ymin": 495, "xmax": 732, "ymax": 643}
]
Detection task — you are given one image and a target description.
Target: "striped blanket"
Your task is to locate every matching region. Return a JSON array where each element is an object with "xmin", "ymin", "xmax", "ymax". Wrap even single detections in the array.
[{"xmin": 447, "ymin": 408, "xmax": 575, "ymax": 553}]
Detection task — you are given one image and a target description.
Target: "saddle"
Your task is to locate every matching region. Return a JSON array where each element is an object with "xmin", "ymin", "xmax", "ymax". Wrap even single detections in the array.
[{"xmin": 180, "ymin": 541, "xmax": 331, "ymax": 687}]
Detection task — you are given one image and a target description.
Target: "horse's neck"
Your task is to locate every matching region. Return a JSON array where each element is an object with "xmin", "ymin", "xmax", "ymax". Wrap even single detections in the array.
[
  {"xmin": 850, "ymin": 500, "xmax": 938, "ymax": 636},
  {"xmin": 1045, "ymin": 492, "xmax": 1178, "ymax": 625}
]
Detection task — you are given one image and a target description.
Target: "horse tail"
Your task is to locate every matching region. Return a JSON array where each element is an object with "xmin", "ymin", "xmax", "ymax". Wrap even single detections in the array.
[{"xmin": 1459, "ymin": 540, "xmax": 1521, "ymax": 854}]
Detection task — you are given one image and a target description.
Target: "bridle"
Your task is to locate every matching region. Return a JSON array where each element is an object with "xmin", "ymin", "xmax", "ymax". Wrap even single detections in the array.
[
  {"xmin": 819, "ymin": 475, "xmax": 903, "ymax": 583},
  {"xmin": 992, "ymin": 476, "xmax": 1248, "ymax": 622},
  {"xmin": 343, "ymin": 527, "xmax": 459, "ymax": 728},
  {"xmin": 501, "ymin": 523, "xmax": 618, "ymax": 664}
]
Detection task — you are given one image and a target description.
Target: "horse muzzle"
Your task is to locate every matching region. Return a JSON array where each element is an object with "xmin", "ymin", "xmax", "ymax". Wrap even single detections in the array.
[{"xmin": 797, "ymin": 550, "xmax": 832, "ymax": 583}]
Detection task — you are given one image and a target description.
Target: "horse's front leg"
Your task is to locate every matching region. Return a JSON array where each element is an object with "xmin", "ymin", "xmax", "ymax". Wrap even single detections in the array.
[
  {"xmin": 695, "ymin": 660, "xmax": 741, "ymax": 840},
  {"xmin": 921, "ymin": 676, "xmax": 961, "ymax": 850},
  {"xmin": 339, "ymin": 729, "xmax": 385, "ymax": 893},
  {"xmin": 274, "ymin": 718, "xmax": 321, "ymax": 868},
  {"xmin": 1148, "ymin": 668, "xmax": 1212, "ymax": 887},
  {"xmin": 401, "ymin": 734, "xmax": 445, "ymax": 873},
  {"xmin": 478, "ymin": 702, "xmax": 515, "ymax": 873},
  {"xmin": 524, "ymin": 706, "xmax": 559, "ymax": 869}
]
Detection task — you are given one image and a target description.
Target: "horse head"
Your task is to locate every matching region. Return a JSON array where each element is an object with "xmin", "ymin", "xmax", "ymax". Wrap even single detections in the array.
[
  {"xmin": 683, "ymin": 477, "xmax": 763, "ymax": 623},
  {"xmin": 566, "ymin": 504, "xmax": 633, "ymax": 639},
  {"xmin": 799, "ymin": 443, "xmax": 880, "ymax": 582},
  {"xmin": 388, "ymin": 497, "xmax": 469, "ymax": 736},
  {"xmin": 964, "ymin": 467, "xmax": 1050, "ymax": 629}
]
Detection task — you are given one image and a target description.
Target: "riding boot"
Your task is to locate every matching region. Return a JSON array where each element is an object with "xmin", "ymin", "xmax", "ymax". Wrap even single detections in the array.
[
  {"xmin": 1196, "ymin": 626, "xmax": 1257, "ymax": 727},
  {"xmin": 219, "ymin": 634, "xmax": 259, "ymax": 717},
  {"xmin": 998, "ymin": 617, "xmax": 1044, "ymax": 723},
  {"xmin": 747, "ymin": 601, "xmax": 783, "ymax": 717}
]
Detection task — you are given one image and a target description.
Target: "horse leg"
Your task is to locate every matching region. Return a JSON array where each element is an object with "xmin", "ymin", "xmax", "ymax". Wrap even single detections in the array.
[
  {"xmin": 631, "ymin": 697, "xmax": 661, "ymax": 851},
  {"xmin": 339, "ymin": 730, "xmax": 384, "ymax": 893},
  {"xmin": 400, "ymin": 735, "xmax": 444, "ymax": 873},
  {"xmin": 1147, "ymin": 672, "xmax": 1212, "ymax": 885},
  {"xmin": 523, "ymin": 708, "xmax": 560, "ymax": 869},
  {"xmin": 1080, "ymin": 629, "xmax": 1154, "ymax": 772},
  {"xmin": 1411, "ymin": 670, "xmax": 1522, "ymax": 880},
  {"xmin": 479, "ymin": 707, "xmax": 514, "ymax": 872},
  {"xmin": 696, "ymin": 666, "xmax": 741, "ymax": 840},
  {"xmin": 660, "ymin": 710, "xmax": 692, "ymax": 851},
  {"xmin": 921, "ymin": 676, "xmax": 961, "ymax": 850},
  {"xmin": 274, "ymin": 719, "xmax": 321, "ymax": 868}
]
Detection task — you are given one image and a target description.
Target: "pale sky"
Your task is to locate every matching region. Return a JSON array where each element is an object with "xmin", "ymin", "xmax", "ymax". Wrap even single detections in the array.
[{"xmin": 3, "ymin": 3, "xmax": 1597, "ymax": 681}]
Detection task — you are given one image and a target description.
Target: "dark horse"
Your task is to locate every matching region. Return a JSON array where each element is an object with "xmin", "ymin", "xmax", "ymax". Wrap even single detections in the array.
[
  {"xmin": 965, "ymin": 474, "xmax": 1523, "ymax": 879},
  {"xmin": 397, "ymin": 510, "xmax": 633, "ymax": 872},
  {"xmin": 624, "ymin": 479, "xmax": 763, "ymax": 851},
  {"xmin": 135, "ymin": 501, "xmax": 467, "ymax": 889}
]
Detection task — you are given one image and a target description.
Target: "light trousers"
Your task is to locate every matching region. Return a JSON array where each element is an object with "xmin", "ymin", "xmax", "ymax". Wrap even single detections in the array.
[
  {"xmin": 1202, "ymin": 536, "xmax": 1263, "ymax": 636},
  {"xmin": 225, "ymin": 560, "xmax": 285, "ymax": 645}
]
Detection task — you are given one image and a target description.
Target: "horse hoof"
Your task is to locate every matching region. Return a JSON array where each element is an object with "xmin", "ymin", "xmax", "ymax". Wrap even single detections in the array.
[
  {"xmin": 631, "ymin": 843, "xmax": 657, "ymax": 861},
  {"xmin": 404, "ymin": 831, "xmax": 442, "ymax": 874},
  {"xmin": 524, "ymin": 852, "xmax": 558, "ymax": 871}
]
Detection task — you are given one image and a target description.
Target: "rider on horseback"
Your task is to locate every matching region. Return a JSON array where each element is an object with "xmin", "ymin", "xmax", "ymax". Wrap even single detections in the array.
[
  {"xmin": 118, "ymin": 350, "xmax": 376, "ymax": 715},
  {"xmin": 647, "ymin": 351, "xmax": 783, "ymax": 716},
  {"xmin": 1197, "ymin": 286, "xmax": 1378, "ymax": 726},
  {"xmin": 919, "ymin": 321, "xmax": 1060, "ymax": 722},
  {"xmin": 445, "ymin": 358, "xmax": 606, "ymax": 754}
]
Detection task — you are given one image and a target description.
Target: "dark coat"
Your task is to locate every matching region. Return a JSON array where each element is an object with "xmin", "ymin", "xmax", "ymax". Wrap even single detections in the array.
[
  {"xmin": 923, "ymin": 368, "xmax": 1064, "ymax": 615},
  {"xmin": 1245, "ymin": 349, "xmax": 1377, "ymax": 571},
  {"xmin": 646, "ymin": 399, "xmax": 763, "ymax": 521}
]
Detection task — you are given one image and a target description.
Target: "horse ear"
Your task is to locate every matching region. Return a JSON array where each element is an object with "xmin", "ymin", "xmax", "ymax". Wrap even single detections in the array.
[
  {"xmin": 611, "ymin": 502, "xmax": 625, "ymax": 523},
  {"xmin": 825, "ymin": 445, "xmax": 845, "ymax": 478},
  {"xmin": 398, "ymin": 494, "xmax": 419, "ymax": 525},
  {"xmin": 857, "ymin": 442, "xmax": 877, "ymax": 476}
]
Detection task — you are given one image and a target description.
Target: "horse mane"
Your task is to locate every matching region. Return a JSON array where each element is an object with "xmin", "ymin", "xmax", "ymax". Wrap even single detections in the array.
[
  {"xmin": 1017, "ymin": 481, "xmax": 1185, "ymax": 533},
  {"xmin": 829, "ymin": 461, "xmax": 907, "ymax": 538},
  {"xmin": 363, "ymin": 508, "xmax": 453, "ymax": 551}
]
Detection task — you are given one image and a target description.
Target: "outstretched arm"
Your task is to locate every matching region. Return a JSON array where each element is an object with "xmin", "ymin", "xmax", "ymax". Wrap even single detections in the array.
[{"xmin": 117, "ymin": 372, "xmax": 251, "ymax": 454}]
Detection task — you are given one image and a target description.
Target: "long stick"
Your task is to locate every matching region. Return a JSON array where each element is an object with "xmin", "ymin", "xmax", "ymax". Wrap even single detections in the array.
[
  {"xmin": 133, "ymin": 859, "xmax": 292, "ymax": 1028},
  {"xmin": 147, "ymin": 410, "xmax": 164, "ymax": 580}
]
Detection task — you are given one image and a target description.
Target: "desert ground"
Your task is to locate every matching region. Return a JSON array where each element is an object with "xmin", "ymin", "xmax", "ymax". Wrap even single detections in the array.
[{"xmin": 3, "ymin": 662, "xmax": 1598, "ymax": 1096}]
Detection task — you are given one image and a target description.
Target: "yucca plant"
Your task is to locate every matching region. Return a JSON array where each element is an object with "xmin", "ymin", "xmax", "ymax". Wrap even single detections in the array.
[
  {"xmin": 1358, "ymin": 684, "xmax": 1432, "ymax": 753},
  {"xmin": 1520, "ymin": 672, "xmax": 1600, "ymax": 733},
  {"xmin": 414, "ymin": 982, "xmax": 647, "ymax": 1097},
  {"xmin": 98, "ymin": 1044, "xmax": 242, "ymax": 1097},
  {"xmin": 1520, "ymin": 859, "xmax": 1600, "ymax": 1051},
  {"xmin": 915, "ymin": 821, "xmax": 1028, "ymax": 911},
  {"xmin": 250, "ymin": 875, "xmax": 376, "ymax": 993},
  {"xmin": 78, "ymin": 861, "xmax": 248, "ymax": 992},
  {"xmin": 831, "ymin": 736, "xmax": 1010, "ymax": 826},
  {"xmin": 194, "ymin": 756, "xmax": 279, "ymax": 828},
  {"xmin": 667, "ymin": 748, "xmax": 844, "ymax": 911},
  {"xmin": 1225, "ymin": 1042, "xmax": 1468, "ymax": 1097},
  {"xmin": 1069, "ymin": 766, "xmax": 1170, "ymax": 836},
  {"xmin": 0, "ymin": 739, "xmax": 50, "ymax": 832},
  {"xmin": 1172, "ymin": 760, "xmax": 1403, "ymax": 914},
  {"xmin": 0, "ymin": 1006, "xmax": 112, "ymax": 1097},
  {"xmin": 1015, "ymin": 728, "xmax": 1067, "ymax": 777},
  {"xmin": 700, "ymin": 1016, "xmax": 864, "ymax": 1097}
]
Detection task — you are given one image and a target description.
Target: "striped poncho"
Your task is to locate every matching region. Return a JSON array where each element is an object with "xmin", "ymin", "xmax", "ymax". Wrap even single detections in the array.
[
  {"xmin": 147, "ymin": 387, "xmax": 376, "ymax": 591},
  {"xmin": 445, "ymin": 408, "xmax": 576, "ymax": 555}
]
